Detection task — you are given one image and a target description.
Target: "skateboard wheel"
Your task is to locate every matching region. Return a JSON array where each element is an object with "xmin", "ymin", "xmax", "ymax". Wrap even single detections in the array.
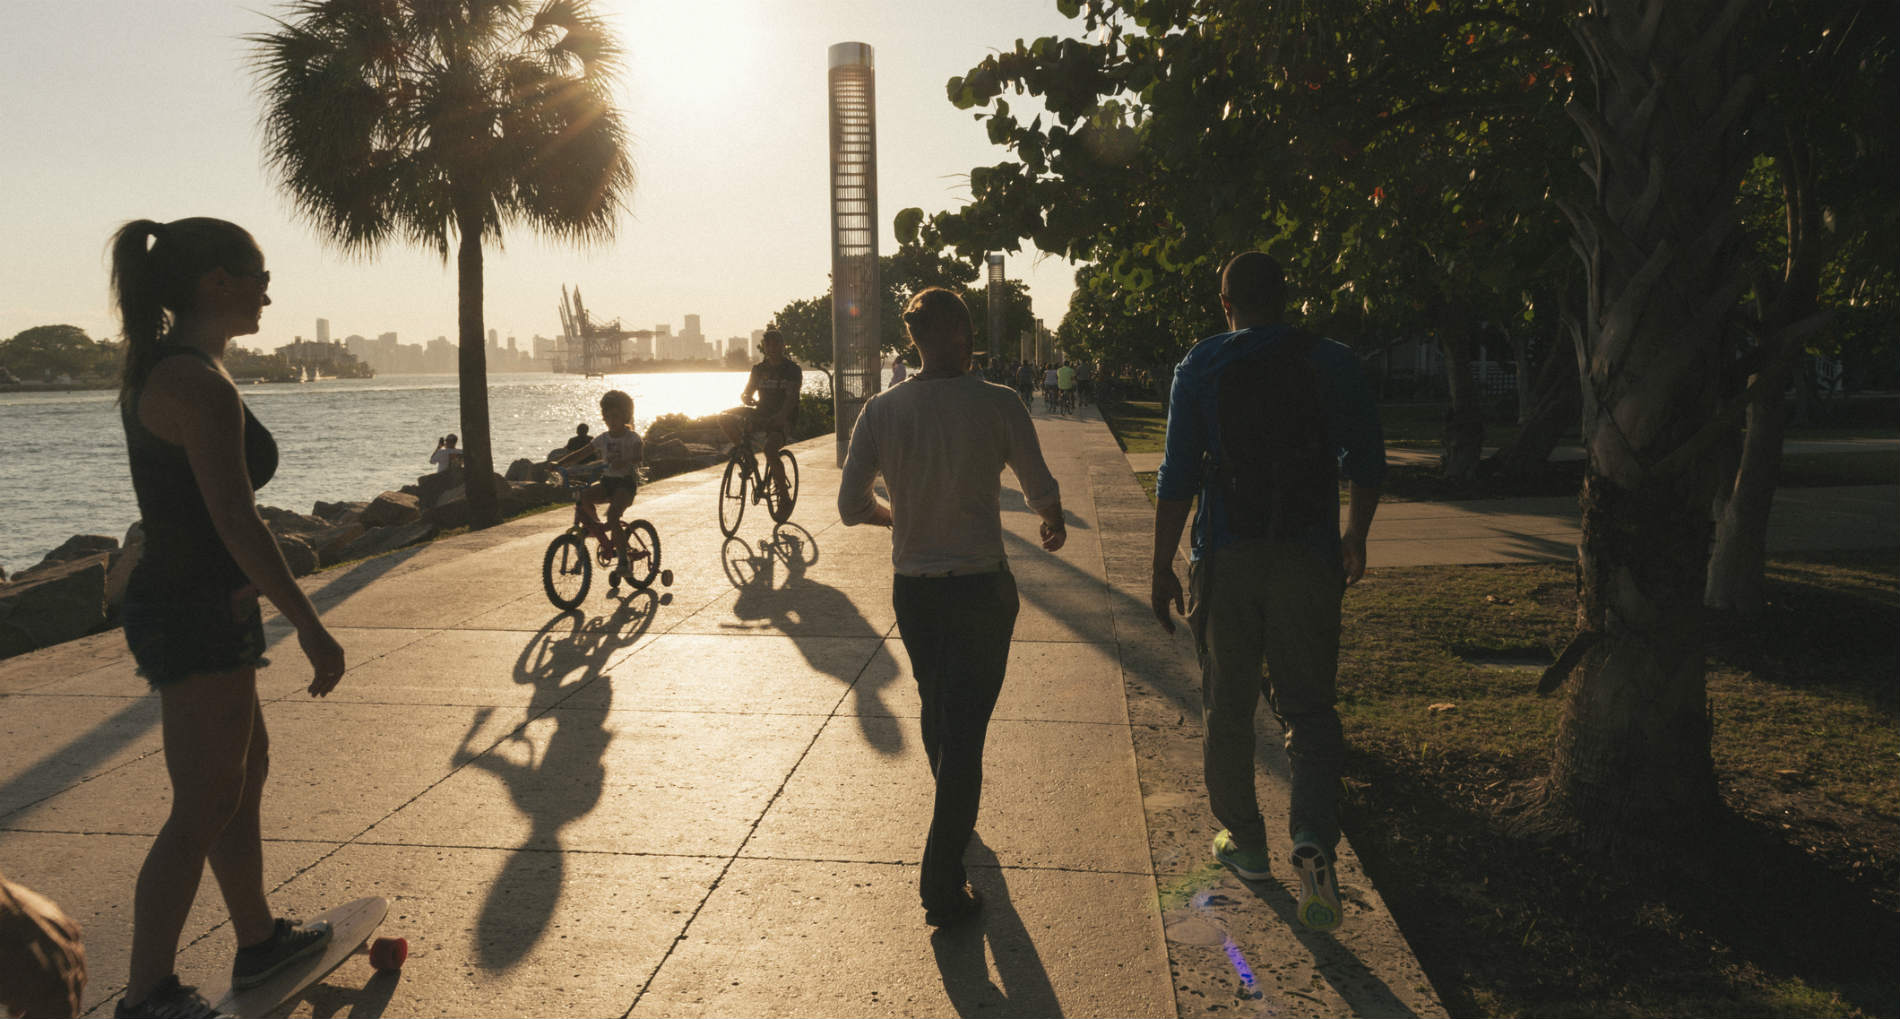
[{"xmin": 369, "ymin": 936, "xmax": 408, "ymax": 970}]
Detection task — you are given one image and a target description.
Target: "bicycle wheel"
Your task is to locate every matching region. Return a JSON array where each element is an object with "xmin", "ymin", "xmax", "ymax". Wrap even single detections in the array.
[
  {"xmin": 766, "ymin": 451, "xmax": 800, "ymax": 523},
  {"xmin": 621, "ymin": 520, "xmax": 661, "ymax": 590},
  {"xmin": 718, "ymin": 456, "xmax": 749, "ymax": 536},
  {"xmin": 542, "ymin": 532, "xmax": 592, "ymax": 609}
]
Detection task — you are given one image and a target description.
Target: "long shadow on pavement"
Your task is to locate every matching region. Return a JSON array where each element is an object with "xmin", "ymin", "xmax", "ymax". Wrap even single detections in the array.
[
  {"xmin": 930, "ymin": 836, "xmax": 1062, "ymax": 1018},
  {"xmin": 453, "ymin": 592, "xmax": 659, "ymax": 971},
  {"xmin": 0, "ymin": 545, "xmax": 434, "ymax": 826},
  {"xmin": 720, "ymin": 525, "xmax": 903, "ymax": 755}
]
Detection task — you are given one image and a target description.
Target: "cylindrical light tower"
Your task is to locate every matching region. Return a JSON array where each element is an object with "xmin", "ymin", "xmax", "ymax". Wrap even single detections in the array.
[
  {"xmin": 986, "ymin": 252, "xmax": 1007, "ymax": 366},
  {"xmin": 829, "ymin": 42, "xmax": 880, "ymax": 465}
]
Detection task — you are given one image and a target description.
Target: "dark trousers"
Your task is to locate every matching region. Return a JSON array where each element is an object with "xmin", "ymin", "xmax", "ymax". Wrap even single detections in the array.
[
  {"xmin": 1187, "ymin": 539, "xmax": 1346, "ymax": 851},
  {"xmin": 892, "ymin": 570, "xmax": 1020, "ymax": 909}
]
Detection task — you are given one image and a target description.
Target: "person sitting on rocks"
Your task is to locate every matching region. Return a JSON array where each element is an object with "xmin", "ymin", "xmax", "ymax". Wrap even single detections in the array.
[
  {"xmin": 430, "ymin": 433, "xmax": 464, "ymax": 476},
  {"xmin": 561, "ymin": 423, "xmax": 596, "ymax": 461}
]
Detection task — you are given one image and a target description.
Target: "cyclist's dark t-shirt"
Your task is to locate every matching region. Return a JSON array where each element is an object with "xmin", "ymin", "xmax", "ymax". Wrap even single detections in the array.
[{"xmin": 750, "ymin": 358, "xmax": 803, "ymax": 421}]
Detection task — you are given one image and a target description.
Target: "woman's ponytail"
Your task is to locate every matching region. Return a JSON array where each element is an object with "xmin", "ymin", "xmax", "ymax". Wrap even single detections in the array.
[{"xmin": 111, "ymin": 220, "xmax": 169, "ymax": 406}]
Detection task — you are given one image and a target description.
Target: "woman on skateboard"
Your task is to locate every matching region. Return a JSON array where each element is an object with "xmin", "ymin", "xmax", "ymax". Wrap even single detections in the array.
[{"xmin": 110, "ymin": 218, "xmax": 345, "ymax": 1018}]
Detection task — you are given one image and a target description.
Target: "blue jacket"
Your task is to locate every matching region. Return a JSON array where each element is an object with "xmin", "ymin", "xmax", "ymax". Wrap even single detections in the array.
[{"xmin": 1155, "ymin": 325, "xmax": 1385, "ymax": 561}]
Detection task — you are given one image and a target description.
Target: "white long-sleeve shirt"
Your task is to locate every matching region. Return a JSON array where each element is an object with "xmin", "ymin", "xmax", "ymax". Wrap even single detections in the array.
[{"xmin": 838, "ymin": 372, "xmax": 1061, "ymax": 576}]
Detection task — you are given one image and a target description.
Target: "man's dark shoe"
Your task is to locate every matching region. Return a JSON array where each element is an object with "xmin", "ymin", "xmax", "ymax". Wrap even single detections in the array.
[
  {"xmin": 924, "ymin": 884, "xmax": 984, "ymax": 928},
  {"xmin": 232, "ymin": 916, "xmax": 332, "ymax": 989},
  {"xmin": 114, "ymin": 974, "xmax": 224, "ymax": 1018}
]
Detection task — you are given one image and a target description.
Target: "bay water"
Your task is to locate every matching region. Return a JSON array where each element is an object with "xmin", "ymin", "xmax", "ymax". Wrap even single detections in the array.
[{"xmin": 1, "ymin": 369, "xmax": 828, "ymax": 574}]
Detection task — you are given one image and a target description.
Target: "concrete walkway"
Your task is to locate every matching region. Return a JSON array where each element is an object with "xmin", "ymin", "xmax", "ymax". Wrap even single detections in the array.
[
  {"xmin": 1126, "ymin": 441, "xmax": 1900, "ymax": 567},
  {"xmin": 0, "ymin": 405, "xmax": 1444, "ymax": 1018}
]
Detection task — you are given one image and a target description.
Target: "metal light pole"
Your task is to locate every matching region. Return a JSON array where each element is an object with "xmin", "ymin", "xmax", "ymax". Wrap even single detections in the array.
[
  {"xmin": 828, "ymin": 42, "xmax": 880, "ymax": 466},
  {"xmin": 986, "ymin": 252, "xmax": 1006, "ymax": 366}
]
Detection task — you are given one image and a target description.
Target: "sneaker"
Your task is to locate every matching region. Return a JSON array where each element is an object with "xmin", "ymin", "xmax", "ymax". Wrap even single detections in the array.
[
  {"xmin": 114, "ymin": 974, "xmax": 223, "ymax": 1018},
  {"xmin": 231, "ymin": 916, "xmax": 332, "ymax": 990},
  {"xmin": 1213, "ymin": 829, "xmax": 1273, "ymax": 882},
  {"xmin": 1290, "ymin": 838, "xmax": 1343, "ymax": 932},
  {"xmin": 923, "ymin": 884, "xmax": 984, "ymax": 928}
]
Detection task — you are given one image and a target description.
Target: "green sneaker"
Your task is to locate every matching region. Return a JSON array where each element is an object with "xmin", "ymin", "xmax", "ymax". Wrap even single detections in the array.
[
  {"xmin": 1290, "ymin": 837, "xmax": 1343, "ymax": 932},
  {"xmin": 1213, "ymin": 829, "xmax": 1273, "ymax": 882}
]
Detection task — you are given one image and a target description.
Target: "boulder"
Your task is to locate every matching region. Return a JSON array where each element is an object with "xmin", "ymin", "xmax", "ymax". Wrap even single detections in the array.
[
  {"xmin": 276, "ymin": 533, "xmax": 319, "ymax": 578},
  {"xmin": 504, "ymin": 458, "xmax": 540, "ymax": 483},
  {"xmin": 336, "ymin": 520, "xmax": 440, "ymax": 562},
  {"xmin": 259, "ymin": 505, "xmax": 328, "ymax": 536},
  {"xmin": 646, "ymin": 436, "xmax": 691, "ymax": 462},
  {"xmin": 400, "ymin": 483, "xmax": 422, "ymax": 499},
  {"xmin": 313, "ymin": 500, "xmax": 369, "ymax": 524},
  {"xmin": 416, "ymin": 471, "xmax": 460, "ymax": 508},
  {"xmin": 361, "ymin": 491, "xmax": 421, "ymax": 528},
  {"xmin": 19, "ymin": 534, "xmax": 119, "ymax": 579},
  {"xmin": 308, "ymin": 523, "xmax": 367, "ymax": 567},
  {"xmin": 0, "ymin": 553, "xmax": 110, "ymax": 659}
]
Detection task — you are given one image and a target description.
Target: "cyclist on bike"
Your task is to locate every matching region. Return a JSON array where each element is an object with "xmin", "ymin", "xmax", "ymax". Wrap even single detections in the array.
[
  {"xmin": 1076, "ymin": 361, "xmax": 1094, "ymax": 405},
  {"xmin": 719, "ymin": 329, "xmax": 801, "ymax": 505},
  {"xmin": 551, "ymin": 389, "xmax": 644, "ymax": 566},
  {"xmin": 1042, "ymin": 364, "xmax": 1059, "ymax": 410},
  {"xmin": 1056, "ymin": 361, "xmax": 1077, "ymax": 413}
]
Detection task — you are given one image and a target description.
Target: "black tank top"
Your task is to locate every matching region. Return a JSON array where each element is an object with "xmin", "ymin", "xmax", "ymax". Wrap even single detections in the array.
[{"xmin": 122, "ymin": 347, "xmax": 278, "ymax": 602}]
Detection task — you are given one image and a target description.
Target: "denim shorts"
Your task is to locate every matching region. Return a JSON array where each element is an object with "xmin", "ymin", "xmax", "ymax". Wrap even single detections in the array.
[{"xmin": 122, "ymin": 589, "xmax": 270, "ymax": 688}]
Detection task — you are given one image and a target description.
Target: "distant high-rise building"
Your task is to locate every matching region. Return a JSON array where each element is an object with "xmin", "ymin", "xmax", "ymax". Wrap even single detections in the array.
[
  {"xmin": 682, "ymin": 314, "xmax": 702, "ymax": 339},
  {"xmin": 487, "ymin": 328, "xmax": 499, "ymax": 352},
  {"xmin": 316, "ymin": 318, "xmax": 330, "ymax": 345},
  {"xmin": 507, "ymin": 335, "xmax": 517, "ymax": 353}
]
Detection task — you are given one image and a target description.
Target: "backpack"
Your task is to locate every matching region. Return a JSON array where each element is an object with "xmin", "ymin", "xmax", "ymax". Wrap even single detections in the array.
[{"xmin": 1212, "ymin": 330, "xmax": 1338, "ymax": 541}]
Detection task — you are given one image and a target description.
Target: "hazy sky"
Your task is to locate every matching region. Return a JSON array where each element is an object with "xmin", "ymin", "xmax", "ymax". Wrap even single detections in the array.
[{"xmin": 1, "ymin": 0, "xmax": 1091, "ymax": 352}]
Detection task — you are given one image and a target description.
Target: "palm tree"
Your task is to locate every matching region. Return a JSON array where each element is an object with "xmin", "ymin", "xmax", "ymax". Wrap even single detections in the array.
[
  {"xmin": 1541, "ymin": 0, "xmax": 1759, "ymax": 838},
  {"xmin": 253, "ymin": 0, "xmax": 634, "ymax": 529}
]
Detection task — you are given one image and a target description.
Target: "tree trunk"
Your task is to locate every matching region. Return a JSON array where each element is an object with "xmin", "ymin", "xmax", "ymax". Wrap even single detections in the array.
[
  {"xmin": 1704, "ymin": 367, "xmax": 1789, "ymax": 613},
  {"xmin": 1706, "ymin": 126, "xmax": 1826, "ymax": 615},
  {"xmin": 1507, "ymin": 326, "xmax": 1533, "ymax": 425},
  {"xmin": 1544, "ymin": 0, "xmax": 1758, "ymax": 837},
  {"xmin": 1489, "ymin": 339, "xmax": 1579, "ymax": 477},
  {"xmin": 1440, "ymin": 322, "xmax": 1485, "ymax": 482},
  {"xmin": 455, "ymin": 205, "xmax": 501, "ymax": 530}
]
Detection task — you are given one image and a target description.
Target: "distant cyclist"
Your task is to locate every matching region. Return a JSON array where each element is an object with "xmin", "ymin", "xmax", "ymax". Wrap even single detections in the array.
[
  {"xmin": 1076, "ymin": 361, "xmax": 1094, "ymax": 405},
  {"xmin": 719, "ymin": 329, "xmax": 801, "ymax": 505},
  {"xmin": 1042, "ymin": 364, "xmax": 1059, "ymax": 410},
  {"xmin": 1056, "ymin": 362, "xmax": 1077, "ymax": 414}
]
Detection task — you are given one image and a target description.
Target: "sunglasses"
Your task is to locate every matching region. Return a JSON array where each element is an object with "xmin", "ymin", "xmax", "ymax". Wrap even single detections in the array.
[{"xmin": 228, "ymin": 268, "xmax": 271, "ymax": 290}]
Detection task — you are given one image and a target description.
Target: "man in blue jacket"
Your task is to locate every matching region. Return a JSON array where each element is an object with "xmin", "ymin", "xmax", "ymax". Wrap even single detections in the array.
[{"xmin": 1149, "ymin": 252, "xmax": 1384, "ymax": 932}]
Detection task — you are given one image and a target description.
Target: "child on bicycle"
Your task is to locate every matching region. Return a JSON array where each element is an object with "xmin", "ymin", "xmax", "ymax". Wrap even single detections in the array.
[{"xmin": 551, "ymin": 389, "xmax": 644, "ymax": 565}]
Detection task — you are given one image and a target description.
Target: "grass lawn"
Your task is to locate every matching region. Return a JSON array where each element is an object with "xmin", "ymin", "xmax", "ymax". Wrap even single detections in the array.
[
  {"xmin": 1338, "ymin": 552, "xmax": 1899, "ymax": 1017},
  {"xmin": 1097, "ymin": 395, "xmax": 1169, "ymax": 454}
]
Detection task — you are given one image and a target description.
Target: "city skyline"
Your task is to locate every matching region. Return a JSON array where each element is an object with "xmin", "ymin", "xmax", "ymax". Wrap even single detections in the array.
[{"xmin": 1, "ymin": 1, "xmax": 1092, "ymax": 355}]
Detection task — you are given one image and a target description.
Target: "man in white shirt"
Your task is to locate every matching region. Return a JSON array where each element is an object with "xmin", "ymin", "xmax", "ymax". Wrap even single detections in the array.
[{"xmin": 839, "ymin": 287, "xmax": 1066, "ymax": 929}]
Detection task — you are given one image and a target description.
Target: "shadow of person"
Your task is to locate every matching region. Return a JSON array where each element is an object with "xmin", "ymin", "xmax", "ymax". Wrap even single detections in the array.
[
  {"xmin": 930, "ymin": 835, "xmax": 1063, "ymax": 1018},
  {"xmin": 721, "ymin": 527, "xmax": 903, "ymax": 755},
  {"xmin": 1234, "ymin": 873, "xmax": 1420, "ymax": 1018},
  {"xmin": 448, "ymin": 592, "xmax": 659, "ymax": 972},
  {"xmin": 289, "ymin": 967, "xmax": 399, "ymax": 1019}
]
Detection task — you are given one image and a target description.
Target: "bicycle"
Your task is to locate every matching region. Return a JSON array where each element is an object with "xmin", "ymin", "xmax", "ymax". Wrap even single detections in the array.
[
  {"xmin": 1057, "ymin": 387, "xmax": 1078, "ymax": 415},
  {"xmin": 718, "ymin": 432, "xmax": 800, "ymax": 537},
  {"xmin": 542, "ymin": 465, "xmax": 672, "ymax": 609}
]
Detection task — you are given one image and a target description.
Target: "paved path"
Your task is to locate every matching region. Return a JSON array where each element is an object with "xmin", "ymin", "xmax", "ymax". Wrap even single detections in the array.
[
  {"xmin": 1127, "ymin": 441, "xmax": 1899, "ymax": 567},
  {"xmin": 0, "ymin": 405, "xmax": 1443, "ymax": 1018}
]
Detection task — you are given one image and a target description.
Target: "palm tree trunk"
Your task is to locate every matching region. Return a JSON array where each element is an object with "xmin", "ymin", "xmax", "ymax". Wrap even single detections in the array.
[
  {"xmin": 456, "ymin": 205, "xmax": 501, "ymax": 530},
  {"xmin": 1544, "ymin": 0, "xmax": 1758, "ymax": 837}
]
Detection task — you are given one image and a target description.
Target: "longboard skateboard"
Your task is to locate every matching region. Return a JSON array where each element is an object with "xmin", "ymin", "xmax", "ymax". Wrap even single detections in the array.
[{"xmin": 203, "ymin": 896, "xmax": 405, "ymax": 1018}]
